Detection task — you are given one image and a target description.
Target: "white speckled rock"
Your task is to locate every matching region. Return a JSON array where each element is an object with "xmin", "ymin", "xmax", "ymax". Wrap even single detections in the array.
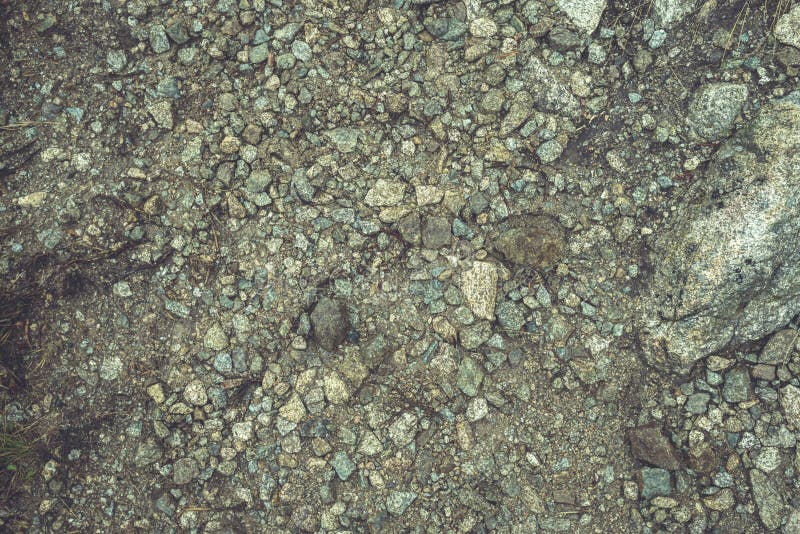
[
  {"xmin": 640, "ymin": 93, "xmax": 800, "ymax": 374},
  {"xmin": 556, "ymin": 0, "xmax": 606, "ymax": 33},
  {"xmin": 775, "ymin": 3, "xmax": 800, "ymax": 49},
  {"xmin": 460, "ymin": 261, "xmax": 498, "ymax": 321}
]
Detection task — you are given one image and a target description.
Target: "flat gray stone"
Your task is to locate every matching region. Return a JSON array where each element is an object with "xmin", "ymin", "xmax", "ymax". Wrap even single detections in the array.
[
  {"xmin": 184, "ymin": 380, "xmax": 208, "ymax": 406},
  {"xmin": 536, "ymin": 139, "xmax": 563, "ymax": 163},
  {"xmin": 147, "ymin": 101, "xmax": 174, "ymax": 130},
  {"xmin": 106, "ymin": 50, "xmax": 127, "ymax": 71},
  {"xmin": 325, "ymin": 128, "xmax": 360, "ymax": 153},
  {"xmin": 722, "ymin": 367, "xmax": 752, "ymax": 403},
  {"xmin": 424, "ymin": 17, "xmax": 468, "ymax": 41},
  {"xmin": 249, "ymin": 43, "xmax": 270, "ymax": 64},
  {"xmin": 760, "ymin": 329, "xmax": 798, "ymax": 364},
  {"xmin": 149, "ymin": 24, "xmax": 170, "ymax": 54},
  {"xmin": 780, "ymin": 385, "xmax": 800, "ymax": 424},
  {"xmin": 274, "ymin": 22, "xmax": 302, "ymax": 41},
  {"xmin": 421, "ymin": 216, "xmax": 451, "ymax": 249},
  {"xmin": 246, "ymin": 169, "xmax": 272, "ymax": 193},
  {"xmin": 364, "ymin": 179, "xmax": 406, "ymax": 207},
  {"xmin": 204, "ymin": 322, "xmax": 229, "ymax": 351},
  {"xmin": 388, "ymin": 412, "xmax": 418, "ymax": 447},
  {"xmin": 686, "ymin": 392, "xmax": 710, "ymax": 414},
  {"xmin": 627, "ymin": 424, "xmax": 683, "ymax": 470},
  {"xmin": 523, "ymin": 57, "xmax": 580, "ymax": 116},
  {"xmin": 458, "ymin": 321, "xmax": 492, "ymax": 350},
  {"xmin": 494, "ymin": 216, "xmax": 565, "ymax": 271},
  {"xmin": 496, "ymin": 301, "xmax": 526, "ymax": 330},
  {"xmin": 640, "ymin": 467, "xmax": 672, "ymax": 499},
  {"xmin": 291, "ymin": 40, "xmax": 312, "ymax": 62}
]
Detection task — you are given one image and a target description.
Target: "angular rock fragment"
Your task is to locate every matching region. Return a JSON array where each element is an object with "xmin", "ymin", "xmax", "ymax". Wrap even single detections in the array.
[
  {"xmin": 639, "ymin": 93, "xmax": 800, "ymax": 374},
  {"xmin": 493, "ymin": 216, "xmax": 565, "ymax": 271},
  {"xmin": 310, "ymin": 297, "xmax": 348, "ymax": 352},
  {"xmin": 523, "ymin": 57, "xmax": 579, "ymax": 116},
  {"xmin": 750, "ymin": 469, "xmax": 786, "ymax": 530},
  {"xmin": 652, "ymin": 0, "xmax": 696, "ymax": 28},
  {"xmin": 775, "ymin": 3, "xmax": 800, "ymax": 49},
  {"xmin": 627, "ymin": 424, "xmax": 683, "ymax": 470},
  {"xmin": 760, "ymin": 329, "xmax": 798, "ymax": 364},
  {"xmin": 556, "ymin": 0, "xmax": 606, "ymax": 34},
  {"xmin": 781, "ymin": 384, "xmax": 800, "ymax": 425},
  {"xmin": 460, "ymin": 261, "xmax": 498, "ymax": 321},
  {"xmin": 687, "ymin": 83, "xmax": 748, "ymax": 141},
  {"xmin": 421, "ymin": 216, "xmax": 451, "ymax": 249}
]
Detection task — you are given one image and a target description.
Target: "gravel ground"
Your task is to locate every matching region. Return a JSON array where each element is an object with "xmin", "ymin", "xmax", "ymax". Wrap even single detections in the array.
[{"xmin": 1, "ymin": 0, "xmax": 800, "ymax": 532}]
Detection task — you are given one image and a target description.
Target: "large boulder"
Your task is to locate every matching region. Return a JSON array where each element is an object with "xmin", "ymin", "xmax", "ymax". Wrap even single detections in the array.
[{"xmin": 639, "ymin": 93, "xmax": 800, "ymax": 374}]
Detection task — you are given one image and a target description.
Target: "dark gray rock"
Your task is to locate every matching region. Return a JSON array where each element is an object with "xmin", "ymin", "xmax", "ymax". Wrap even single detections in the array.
[
  {"xmin": 639, "ymin": 93, "xmax": 800, "ymax": 374},
  {"xmin": 106, "ymin": 50, "xmax": 127, "ymax": 72},
  {"xmin": 249, "ymin": 43, "xmax": 270, "ymax": 64},
  {"xmin": 548, "ymin": 27, "xmax": 582, "ymax": 50},
  {"xmin": 457, "ymin": 356, "xmax": 484, "ymax": 397},
  {"xmin": 496, "ymin": 301, "xmax": 526, "ymax": 330},
  {"xmin": 149, "ymin": 24, "xmax": 171, "ymax": 54},
  {"xmin": 627, "ymin": 424, "xmax": 683, "ymax": 470},
  {"xmin": 397, "ymin": 213, "xmax": 421, "ymax": 245},
  {"xmin": 422, "ymin": 216, "xmax": 451, "ymax": 249},
  {"xmin": 165, "ymin": 19, "xmax": 190, "ymax": 44},
  {"xmin": 386, "ymin": 490, "xmax": 417, "ymax": 515},
  {"xmin": 310, "ymin": 298, "xmax": 348, "ymax": 351}
]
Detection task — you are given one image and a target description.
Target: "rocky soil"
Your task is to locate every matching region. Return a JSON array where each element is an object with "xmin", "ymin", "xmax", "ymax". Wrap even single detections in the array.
[{"xmin": 1, "ymin": 0, "xmax": 800, "ymax": 532}]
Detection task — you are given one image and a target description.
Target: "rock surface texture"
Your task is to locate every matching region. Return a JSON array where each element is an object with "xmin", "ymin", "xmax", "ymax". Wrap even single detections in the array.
[
  {"xmin": 640, "ymin": 93, "xmax": 800, "ymax": 374},
  {"xmin": 3, "ymin": 1, "xmax": 800, "ymax": 532}
]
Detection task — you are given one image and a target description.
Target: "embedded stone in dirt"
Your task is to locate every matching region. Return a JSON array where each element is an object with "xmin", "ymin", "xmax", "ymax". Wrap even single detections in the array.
[
  {"xmin": 172, "ymin": 457, "xmax": 198, "ymax": 485},
  {"xmin": 493, "ymin": 216, "xmax": 565, "ymax": 271},
  {"xmin": 687, "ymin": 83, "xmax": 748, "ymax": 141},
  {"xmin": 652, "ymin": 0, "xmax": 696, "ymax": 28},
  {"xmin": 460, "ymin": 261, "xmax": 498, "ymax": 321},
  {"xmin": 421, "ymin": 216, "xmax": 452, "ymax": 249},
  {"xmin": 759, "ymin": 329, "xmax": 798, "ymax": 364},
  {"xmin": 750, "ymin": 469, "xmax": 786, "ymax": 530},
  {"xmin": 555, "ymin": 0, "xmax": 606, "ymax": 34},
  {"xmin": 627, "ymin": 424, "xmax": 683, "ymax": 470},
  {"xmin": 311, "ymin": 297, "xmax": 348, "ymax": 351}
]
